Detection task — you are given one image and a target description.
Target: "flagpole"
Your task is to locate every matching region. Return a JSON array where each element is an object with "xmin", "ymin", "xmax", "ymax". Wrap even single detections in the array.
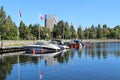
[
  {"xmin": 39, "ymin": 13, "xmax": 44, "ymax": 40},
  {"xmin": 39, "ymin": 25, "xmax": 40, "ymax": 40},
  {"xmin": 18, "ymin": 7, "xmax": 20, "ymax": 40},
  {"xmin": 39, "ymin": 14, "xmax": 42, "ymax": 41},
  {"xmin": 18, "ymin": 7, "xmax": 22, "ymax": 40}
]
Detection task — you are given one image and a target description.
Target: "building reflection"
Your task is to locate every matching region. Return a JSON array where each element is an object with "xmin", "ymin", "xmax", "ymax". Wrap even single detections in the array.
[{"xmin": 44, "ymin": 55, "xmax": 57, "ymax": 66}]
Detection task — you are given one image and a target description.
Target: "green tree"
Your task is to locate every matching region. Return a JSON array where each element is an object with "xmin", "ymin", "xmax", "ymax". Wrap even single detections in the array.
[
  {"xmin": 70, "ymin": 24, "xmax": 77, "ymax": 39},
  {"xmin": 77, "ymin": 25, "xmax": 84, "ymax": 39},
  {"xmin": 0, "ymin": 7, "xmax": 18, "ymax": 40},
  {"xmin": 53, "ymin": 20, "xmax": 64, "ymax": 39},
  {"xmin": 103, "ymin": 24, "xmax": 108, "ymax": 39},
  {"xmin": 31, "ymin": 24, "xmax": 39, "ymax": 39},
  {"xmin": 0, "ymin": 6, "xmax": 6, "ymax": 25},
  {"xmin": 64, "ymin": 22, "xmax": 71, "ymax": 39},
  {"xmin": 3, "ymin": 16, "xmax": 18, "ymax": 39},
  {"xmin": 89, "ymin": 25, "xmax": 96, "ymax": 39},
  {"xmin": 40, "ymin": 27, "xmax": 47, "ymax": 39},
  {"xmin": 58, "ymin": 20, "xmax": 65, "ymax": 39},
  {"xmin": 84, "ymin": 27, "xmax": 89, "ymax": 39},
  {"xmin": 0, "ymin": 6, "xmax": 6, "ymax": 40},
  {"xmin": 96, "ymin": 24, "xmax": 103, "ymax": 39},
  {"xmin": 110, "ymin": 29, "xmax": 116, "ymax": 39},
  {"xmin": 19, "ymin": 21, "xmax": 30, "ymax": 40},
  {"xmin": 115, "ymin": 25, "xmax": 120, "ymax": 39},
  {"xmin": 28, "ymin": 24, "xmax": 35, "ymax": 39}
]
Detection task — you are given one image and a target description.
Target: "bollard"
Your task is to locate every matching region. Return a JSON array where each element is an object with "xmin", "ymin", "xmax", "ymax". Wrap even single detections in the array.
[{"xmin": 40, "ymin": 49, "xmax": 44, "ymax": 54}]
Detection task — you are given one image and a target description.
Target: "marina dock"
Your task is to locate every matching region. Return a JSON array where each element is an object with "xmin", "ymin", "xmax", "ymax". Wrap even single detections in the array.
[{"xmin": 0, "ymin": 46, "xmax": 27, "ymax": 56}]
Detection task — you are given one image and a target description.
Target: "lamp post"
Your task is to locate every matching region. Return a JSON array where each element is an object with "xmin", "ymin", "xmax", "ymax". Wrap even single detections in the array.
[
  {"xmin": 63, "ymin": 25, "xmax": 64, "ymax": 39},
  {"xmin": 39, "ymin": 25, "xmax": 40, "ymax": 40},
  {"xmin": 0, "ymin": 17, "xmax": 4, "ymax": 50}
]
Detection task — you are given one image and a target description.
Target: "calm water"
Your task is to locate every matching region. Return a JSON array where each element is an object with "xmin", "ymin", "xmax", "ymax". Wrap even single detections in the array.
[{"xmin": 0, "ymin": 42, "xmax": 120, "ymax": 80}]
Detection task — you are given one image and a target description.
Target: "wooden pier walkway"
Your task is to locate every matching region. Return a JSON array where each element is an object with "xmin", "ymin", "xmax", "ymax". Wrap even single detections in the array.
[{"xmin": 0, "ymin": 46, "xmax": 27, "ymax": 55}]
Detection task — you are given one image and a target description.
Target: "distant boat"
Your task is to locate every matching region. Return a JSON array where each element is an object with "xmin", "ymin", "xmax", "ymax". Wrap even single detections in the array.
[
  {"xmin": 23, "ymin": 41, "xmax": 60, "ymax": 54},
  {"xmin": 74, "ymin": 40, "xmax": 85, "ymax": 47},
  {"xmin": 64, "ymin": 40, "xmax": 82, "ymax": 48}
]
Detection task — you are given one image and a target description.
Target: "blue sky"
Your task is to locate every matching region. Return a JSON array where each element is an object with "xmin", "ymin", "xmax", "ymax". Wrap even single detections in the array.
[{"xmin": 1, "ymin": 0, "xmax": 120, "ymax": 29}]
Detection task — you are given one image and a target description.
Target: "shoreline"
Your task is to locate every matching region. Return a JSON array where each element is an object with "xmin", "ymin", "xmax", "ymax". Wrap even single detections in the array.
[
  {"xmin": 0, "ymin": 39, "xmax": 119, "ymax": 57},
  {"xmin": 82, "ymin": 39, "xmax": 120, "ymax": 43},
  {"xmin": 0, "ymin": 39, "xmax": 119, "ymax": 47}
]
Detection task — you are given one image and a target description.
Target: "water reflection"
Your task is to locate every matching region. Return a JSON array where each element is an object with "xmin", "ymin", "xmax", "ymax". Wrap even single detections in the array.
[
  {"xmin": 0, "ymin": 55, "xmax": 40, "ymax": 80},
  {"xmin": 0, "ymin": 42, "xmax": 120, "ymax": 80},
  {"xmin": 0, "ymin": 56, "xmax": 13, "ymax": 80},
  {"xmin": 84, "ymin": 42, "xmax": 120, "ymax": 59}
]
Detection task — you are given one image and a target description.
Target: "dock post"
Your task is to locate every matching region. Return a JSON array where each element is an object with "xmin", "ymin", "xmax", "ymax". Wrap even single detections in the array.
[
  {"xmin": 0, "ymin": 40, "xmax": 3, "ymax": 55},
  {"xmin": 0, "ymin": 48, "xmax": 2, "ymax": 55}
]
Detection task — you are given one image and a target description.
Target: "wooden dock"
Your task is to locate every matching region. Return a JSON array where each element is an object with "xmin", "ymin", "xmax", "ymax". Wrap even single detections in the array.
[{"xmin": 0, "ymin": 47, "xmax": 27, "ymax": 55}]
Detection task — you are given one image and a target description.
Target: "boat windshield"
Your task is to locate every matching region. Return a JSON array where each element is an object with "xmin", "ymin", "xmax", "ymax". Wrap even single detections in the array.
[
  {"xmin": 49, "ymin": 41, "xmax": 58, "ymax": 45},
  {"xmin": 35, "ymin": 42, "xmax": 48, "ymax": 45},
  {"xmin": 35, "ymin": 41, "xmax": 56, "ymax": 47}
]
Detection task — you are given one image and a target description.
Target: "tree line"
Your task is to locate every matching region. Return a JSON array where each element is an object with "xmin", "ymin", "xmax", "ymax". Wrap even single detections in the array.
[{"xmin": 0, "ymin": 6, "xmax": 120, "ymax": 40}]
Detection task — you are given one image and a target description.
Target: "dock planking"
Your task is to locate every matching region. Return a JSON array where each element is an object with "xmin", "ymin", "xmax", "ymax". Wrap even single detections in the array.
[{"xmin": 0, "ymin": 47, "xmax": 27, "ymax": 54}]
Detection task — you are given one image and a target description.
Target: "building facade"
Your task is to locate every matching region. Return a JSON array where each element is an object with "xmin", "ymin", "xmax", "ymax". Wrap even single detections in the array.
[{"xmin": 45, "ymin": 14, "xmax": 57, "ymax": 31}]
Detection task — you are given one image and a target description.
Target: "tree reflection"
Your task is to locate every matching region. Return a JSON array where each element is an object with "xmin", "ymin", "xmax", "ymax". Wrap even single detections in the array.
[
  {"xmin": 115, "ymin": 42, "xmax": 120, "ymax": 58},
  {"xmin": 57, "ymin": 50, "xmax": 72, "ymax": 64},
  {"xmin": 0, "ymin": 42, "xmax": 120, "ymax": 80},
  {"xmin": 91, "ymin": 43, "xmax": 96, "ymax": 59},
  {"xmin": 77, "ymin": 48, "xmax": 82, "ymax": 58},
  {"xmin": 84, "ymin": 42, "xmax": 111, "ymax": 59},
  {"xmin": 85, "ymin": 44, "xmax": 91, "ymax": 57},
  {"xmin": 0, "ymin": 55, "xmax": 40, "ymax": 80},
  {"xmin": 103, "ymin": 49, "xmax": 107, "ymax": 59},
  {"xmin": 20, "ymin": 56, "xmax": 38, "ymax": 65},
  {"xmin": 0, "ymin": 56, "xmax": 16, "ymax": 80},
  {"xmin": 45, "ymin": 42, "xmax": 120, "ymax": 65},
  {"xmin": 115, "ymin": 51, "xmax": 120, "ymax": 57}
]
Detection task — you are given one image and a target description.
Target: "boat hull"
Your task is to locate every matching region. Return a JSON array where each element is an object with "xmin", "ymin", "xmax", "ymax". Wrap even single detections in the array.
[
  {"xmin": 67, "ymin": 43, "xmax": 82, "ymax": 48},
  {"xmin": 24, "ymin": 46, "xmax": 60, "ymax": 54}
]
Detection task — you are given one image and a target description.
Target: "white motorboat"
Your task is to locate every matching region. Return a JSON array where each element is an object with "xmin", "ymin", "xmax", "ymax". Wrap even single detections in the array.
[
  {"xmin": 23, "ymin": 41, "xmax": 60, "ymax": 54},
  {"xmin": 49, "ymin": 41, "xmax": 69, "ymax": 50}
]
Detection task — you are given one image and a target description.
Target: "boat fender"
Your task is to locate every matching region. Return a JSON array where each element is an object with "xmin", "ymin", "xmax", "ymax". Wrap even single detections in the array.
[
  {"xmin": 32, "ymin": 49, "xmax": 36, "ymax": 54},
  {"xmin": 40, "ymin": 49, "xmax": 44, "ymax": 53}
]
